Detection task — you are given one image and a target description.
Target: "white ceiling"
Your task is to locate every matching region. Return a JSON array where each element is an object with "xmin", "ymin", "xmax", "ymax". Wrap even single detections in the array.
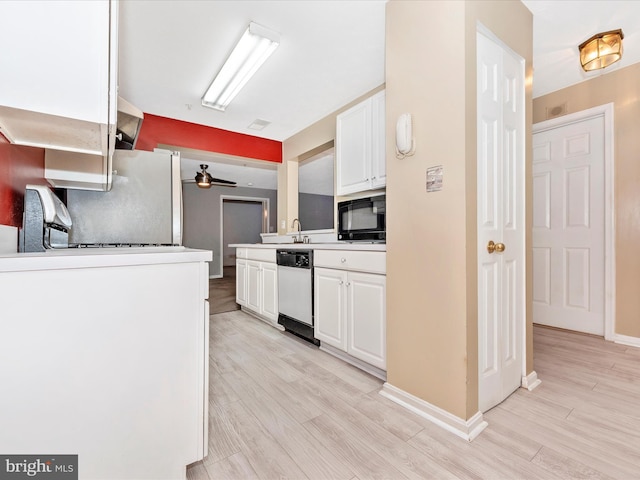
[
  {"xmin": 119, "ymin": 1, "xmax": 640, "ymax": 187},
  {"xmin": 118, "ymin": 0, "xmax": 385, "ymax": 188},
  {"xmin": 118, "ymin": 0, "xmax": 386, "ymax": 143}
]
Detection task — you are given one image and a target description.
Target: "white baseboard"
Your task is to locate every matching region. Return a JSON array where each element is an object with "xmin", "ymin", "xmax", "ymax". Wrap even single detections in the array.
[
  {"xmin": 614, "ymin": 334, "xmax": 640, "ymax": 348},
  {"xmin": 239, "ymin": 307, "xmax": 284, "ymax": 330},
  {"xmin": 379, "ymin": 383, "xmax": 487, "ymax": 441},
  {"xmin": 319, "ymin": 343, "xmax": 387, "ymax": 381},
  {"xmin": 521, "ymin": 370, "xmax": 542, "ymax": 391}
]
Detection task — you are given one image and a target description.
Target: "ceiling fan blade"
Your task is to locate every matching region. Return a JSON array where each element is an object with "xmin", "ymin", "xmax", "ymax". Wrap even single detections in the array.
[
  {"xmin": 182, "ymin": 178, "xmax": 237, "ymax": 187},
  {"xmin": 210, "ymin": 177, "xmax": 237, "ymax": 186}
]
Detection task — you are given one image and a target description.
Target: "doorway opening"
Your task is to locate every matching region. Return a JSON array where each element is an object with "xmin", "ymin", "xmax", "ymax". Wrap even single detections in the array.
[
  {"xmin": 532, "ymin": 103, "xmax": 614, "ymax": 339},
  {"xmin": 210, "ymin": 196, "xmax": 269, "ymax": 314}
]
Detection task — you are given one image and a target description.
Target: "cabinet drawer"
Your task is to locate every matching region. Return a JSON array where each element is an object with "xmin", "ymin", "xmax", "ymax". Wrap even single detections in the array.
[
  {"xmin": 314, "ymin": 250, "xmax": 385, "ymax": 274},
  {"xmin": 236, "ymin": 248, "xmax": 248, "ymax": 259},
  {"xmin": 246, "ymin": 248, "xmax": 276, "ymax": 263}
]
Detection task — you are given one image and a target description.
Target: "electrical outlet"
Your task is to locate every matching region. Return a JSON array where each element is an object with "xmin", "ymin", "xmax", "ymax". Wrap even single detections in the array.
[{"xmin": 280, "ymin": 220, "xmax": 286, "ymax": 229}]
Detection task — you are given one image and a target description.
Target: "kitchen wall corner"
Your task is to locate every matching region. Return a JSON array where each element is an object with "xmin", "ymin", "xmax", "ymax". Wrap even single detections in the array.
[
  {"xmin": 385, "ymin": 0, "xmax": 532, "ymax": 422},
  {"xmin": 0, "ymin": 133, "xmax": 46, "ymax": 227},
  {"xmin": 281, "ymin": 84, "xmax": 385, "ymax": 235}
]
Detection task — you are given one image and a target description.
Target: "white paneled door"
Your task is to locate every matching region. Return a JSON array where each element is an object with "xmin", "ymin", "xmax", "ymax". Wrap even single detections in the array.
[
  {"xmin": 533, "ymin": 116, "xmax": 605, "ymax": 335},
  {"xmin": 477, "ymin": 30, "xmax": 525, "ymax": 413}
]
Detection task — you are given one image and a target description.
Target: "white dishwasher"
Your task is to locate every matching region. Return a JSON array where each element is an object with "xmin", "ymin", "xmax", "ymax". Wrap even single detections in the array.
[{"xmin": 276, "ymin": 249, "xmax": 318, "ymax": 345}]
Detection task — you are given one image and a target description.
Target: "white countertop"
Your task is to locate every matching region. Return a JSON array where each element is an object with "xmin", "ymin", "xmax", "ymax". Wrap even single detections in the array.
[
  {"xmin": 230, "ymin": 243, "xmax": 386, "ymax": 252},
  {"xmin": 0, "ymin": 246, "xmax": 212, "ymax": 272}
]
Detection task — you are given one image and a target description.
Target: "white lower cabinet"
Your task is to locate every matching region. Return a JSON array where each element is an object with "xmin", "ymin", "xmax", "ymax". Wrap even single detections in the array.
[
  {"xmin": 347, "ymin": 271, "xmax": 386, "ymax": 369},
  {"xmin": 236, "ymin": 259, "xmax": 247, "ymax": 306},
  {"xmin": 0, "ymin": 249, "xmax": 211, "ymax": 479},
  {"xmin": 246, "ymin": 260, "xmax": 261, "ymax": 312},
  {"xmin": 235, "ymin": 247, "xmax": 385, "ymax": 372},
  {"xmin": 236, "ymin": 248, "xmax": 278, "ymax": 324},
  {"xmin": 314, "ymin": 267, "xmax": 348, "ymax": 351},
  {"xmin": 260, "ymin": 261, "xmax": 279, "ymax": 321},
  {"xmin": 314, "ymin": 266, "xmax": 386, "ymax": 371}
]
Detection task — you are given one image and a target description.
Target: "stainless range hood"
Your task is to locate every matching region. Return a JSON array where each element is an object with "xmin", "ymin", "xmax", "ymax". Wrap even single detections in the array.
[
  {"xmin": 0, "ymin": 96, "xmax": 143, "ymax": 154},
  {"xmin": 44, "ymin": 97, "xmax": 145, "ymax": 192},
  {"xmin": 116, "ymin": 96, "xmax": 144, "ymax": 150}
]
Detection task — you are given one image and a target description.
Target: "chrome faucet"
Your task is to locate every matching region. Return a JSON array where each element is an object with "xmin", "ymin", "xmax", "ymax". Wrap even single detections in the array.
[{"xmin": 291, "ymin": 218, "xmax": 303, "ymax": 243}]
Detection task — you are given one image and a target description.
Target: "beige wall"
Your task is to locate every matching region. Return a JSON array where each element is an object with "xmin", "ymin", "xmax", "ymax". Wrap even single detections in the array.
[
  {"xmin": 532, "ymin": 62, "xmax": 640, "ymax": 338},
  {"xmin": 279, "ymin": 85, "xmax": 385, "ymax": 234},
  {"xmin": 385, "ymin": 0, "xmax": 532, "ymax": 420}
]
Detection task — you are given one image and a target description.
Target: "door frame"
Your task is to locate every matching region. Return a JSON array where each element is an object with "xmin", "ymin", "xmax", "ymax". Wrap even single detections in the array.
[
  {"xmin": 217, "ymin": 195, "xmax": 270, "ymax": 278},
  {"xmin": 532, "ymin": 103, "xmax": 615, "ymax": 340}
]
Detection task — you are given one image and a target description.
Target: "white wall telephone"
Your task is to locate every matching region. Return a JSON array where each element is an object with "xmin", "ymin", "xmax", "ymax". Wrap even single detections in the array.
[{"xmin": 395, "ymin": 113, "xmax": 415, "ymax": 158}]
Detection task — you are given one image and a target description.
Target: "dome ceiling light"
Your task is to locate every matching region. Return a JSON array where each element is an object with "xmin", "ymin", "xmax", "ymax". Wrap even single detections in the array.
[{"xmin": 579, "ymin": 29, "xmax": 624, "ymax": 72}]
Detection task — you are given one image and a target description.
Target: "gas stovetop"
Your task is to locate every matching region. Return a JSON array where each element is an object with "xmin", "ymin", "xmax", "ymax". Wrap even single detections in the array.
[{"xmin": 68, "ymin": 243, "xmax": 177, "ymax": 248}]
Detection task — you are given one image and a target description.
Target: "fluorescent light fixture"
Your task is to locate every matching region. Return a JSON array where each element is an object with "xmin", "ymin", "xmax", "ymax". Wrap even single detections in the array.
[{"xmin": 202, "ymin": 22, "xmax": 280, "ymax": 111}]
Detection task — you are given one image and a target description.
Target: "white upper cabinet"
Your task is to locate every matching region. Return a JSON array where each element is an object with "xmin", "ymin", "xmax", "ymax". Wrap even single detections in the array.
[
  {"xmin": 336, "ymin": 100, "xmax": 372, "ymax": 195},
  {"xmin": 336, "ymin": 90, "xmax": 386, "ymax": 195},
  {"xmin": 0, "ymin": 0, "xmax": 118, "ymax": 157}
]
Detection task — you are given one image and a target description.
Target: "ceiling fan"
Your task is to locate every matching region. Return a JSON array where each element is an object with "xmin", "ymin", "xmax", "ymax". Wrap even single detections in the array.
[{"xmin": 194, "ymin": 164, "xmax": 237, "ymax": 188}]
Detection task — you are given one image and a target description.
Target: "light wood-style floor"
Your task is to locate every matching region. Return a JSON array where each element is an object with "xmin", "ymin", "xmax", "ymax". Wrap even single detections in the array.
[
  {"xmin": 209, "ymin": 267, "xmax": 240, "ymax": 315},
  {"xmin": 187, "ymin": 311, "xmax": 640, "ymax": 479}
]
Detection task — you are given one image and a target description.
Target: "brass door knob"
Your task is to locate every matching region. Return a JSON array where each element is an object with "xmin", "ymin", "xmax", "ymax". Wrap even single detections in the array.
[{"xmin": 487, "ymin": 241, "xmax": 506, "ymax": 254}]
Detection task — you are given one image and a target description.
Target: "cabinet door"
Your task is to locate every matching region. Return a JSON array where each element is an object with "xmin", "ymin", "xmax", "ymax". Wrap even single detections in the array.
[
  {"xmin": 260, "ymin": 262, "xmax": 279, "ymax": 322},
  {"xmin": 246, "ymin": 261, "xmax": 261, "ymax": 313},
  {"xmin": 347, "ymin": 272, "xmax": 386, "ymax": 370},
  {"xmin": 0, "ymin": 1, "xmax": 117, "ymax": 156},
  {"xmin": 0, "ymin": 1, "xmax": 110, "ymax": 122},
  {"xmin": 336, "ymin": 100, "xmax": 372, "ymax": 195},
  {"xmin": 314, "ymin": 267, "xmax": 348, "ymax": 351},
  {"xmin": 371, "ymin": 90, "xmax": 387, "ymax": 189},
  {"xmin": 236, "ymin": 260, "xmax": 247, "ymax": 306}
]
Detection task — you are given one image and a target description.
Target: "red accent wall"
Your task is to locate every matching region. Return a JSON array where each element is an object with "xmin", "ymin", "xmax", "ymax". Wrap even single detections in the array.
[
  {"xmin": 0, "ymin": 134, "xmax": 46, "ymax": 227},
  {"xmin": 136, "ymin": 114, "xmax": 282, "ymax": 163}
]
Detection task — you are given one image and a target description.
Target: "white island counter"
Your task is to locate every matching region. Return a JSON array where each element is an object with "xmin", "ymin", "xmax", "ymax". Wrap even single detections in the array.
[{"xmin": 0, "ymin": 247, "xmax": 211, "ymax": 479}]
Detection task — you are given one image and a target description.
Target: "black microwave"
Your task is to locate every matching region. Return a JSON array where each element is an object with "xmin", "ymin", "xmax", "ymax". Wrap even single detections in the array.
[{"xmin": 337, "ymin": 194, "xmax": 386, "ymax": 242}]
